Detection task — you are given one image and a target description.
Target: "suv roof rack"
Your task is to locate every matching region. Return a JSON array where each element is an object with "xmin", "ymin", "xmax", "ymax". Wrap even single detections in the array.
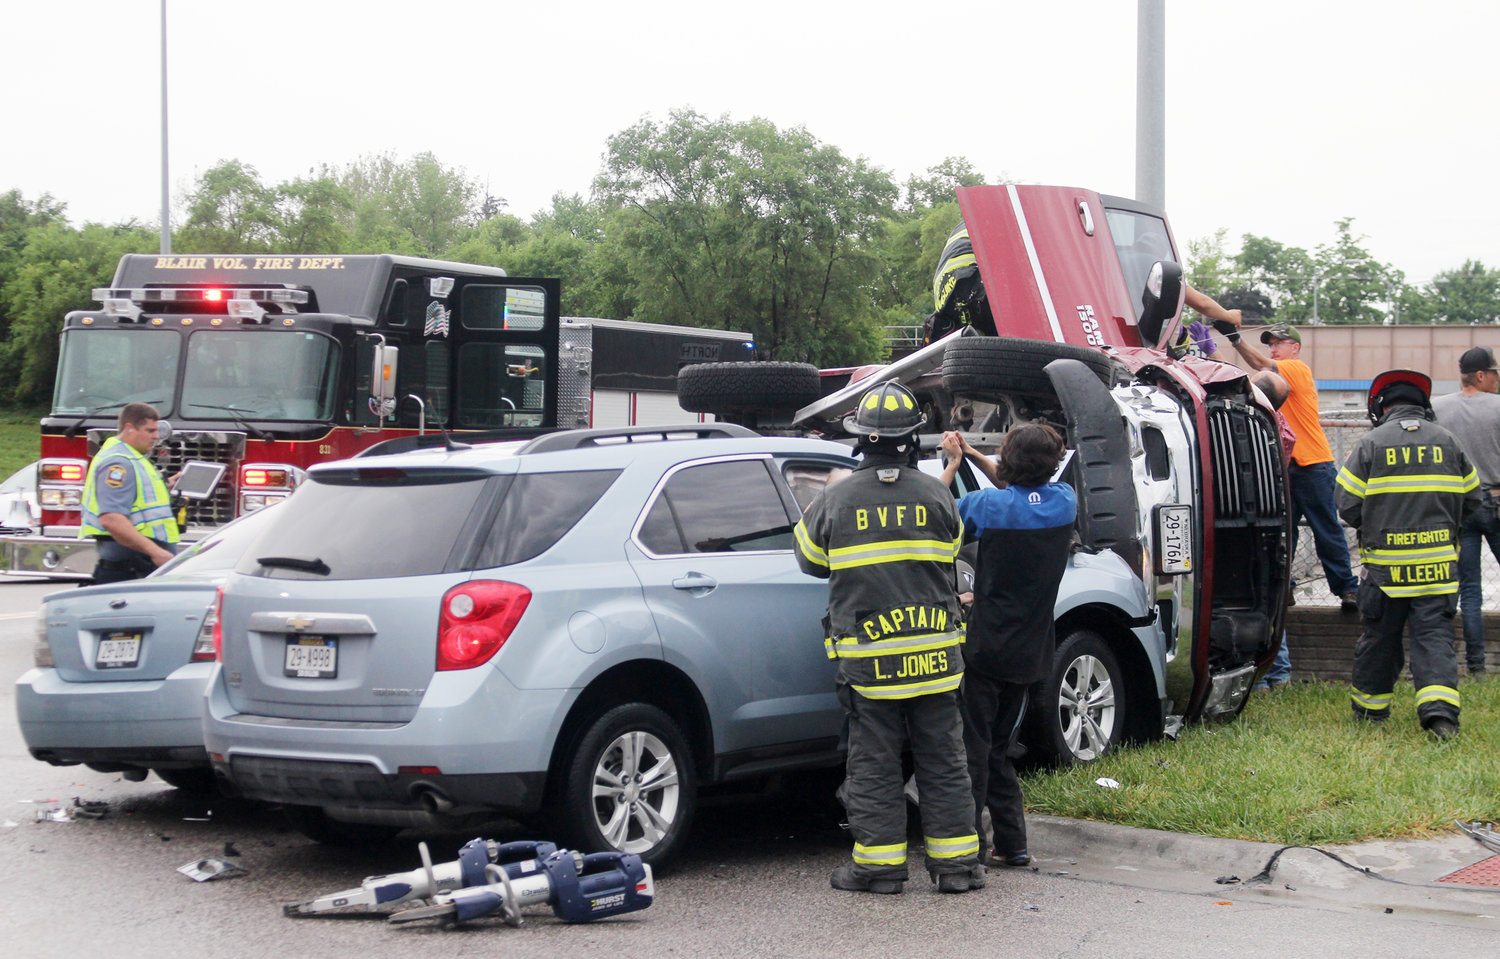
[{"xmin": 517, "ymin": 423, "xmax": 759, "ymax": 454}]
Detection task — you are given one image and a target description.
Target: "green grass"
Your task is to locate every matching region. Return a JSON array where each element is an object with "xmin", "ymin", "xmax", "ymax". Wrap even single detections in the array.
[
  {"xmin": 0, "ymin": 418, "xmax": 41, "ymax": 480},
  {"xmin": 1021, "ymin": 676, "xmax": 1500, "ymax": 844}
]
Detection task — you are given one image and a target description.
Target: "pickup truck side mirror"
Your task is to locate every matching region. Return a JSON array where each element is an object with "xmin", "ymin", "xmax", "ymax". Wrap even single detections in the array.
[{"xmin": 1138, "ymin": 259, "xmax": 1186, "ymax": 353}]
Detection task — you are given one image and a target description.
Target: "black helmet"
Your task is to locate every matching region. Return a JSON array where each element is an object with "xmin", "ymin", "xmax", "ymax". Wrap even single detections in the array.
[
  {"xmin": 1367, "ymin": 369, "xmax": 1432, "ymax": 423},
  {"xmin": 843, "ymin": 381, "xmax": 925, "ymax": 442}
]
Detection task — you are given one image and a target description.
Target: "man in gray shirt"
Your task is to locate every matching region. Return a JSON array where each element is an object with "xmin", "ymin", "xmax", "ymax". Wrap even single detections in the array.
[{"xmin": 1431, "ymin": 346, "xmax": 1500, "ymax": 674}]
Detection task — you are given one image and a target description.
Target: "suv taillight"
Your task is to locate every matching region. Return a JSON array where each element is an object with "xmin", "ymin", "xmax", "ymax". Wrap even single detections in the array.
[
  {"xmin": 193, "ymin": 593, "xmax": 220, "ymax": 662},
  {"xmin": 437, "ymin": 581, "xmax": 531, "ymax": 671},
  {"xmin": 209, "ymin": 586, "xmax": 224, "ymax": 661}
]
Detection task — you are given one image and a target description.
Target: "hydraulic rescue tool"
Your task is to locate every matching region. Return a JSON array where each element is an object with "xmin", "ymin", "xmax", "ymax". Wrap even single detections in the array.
[
  {"xmin": 389, "ymin": 848, "xmax": 655, "ymax": 927},
  {"xmin": 284, "ymin": 839, "xmax": 559, "ymax": 916},
  {"xmin": 284, "ymin": 838, "xmax": 654, "ymax": 928}
]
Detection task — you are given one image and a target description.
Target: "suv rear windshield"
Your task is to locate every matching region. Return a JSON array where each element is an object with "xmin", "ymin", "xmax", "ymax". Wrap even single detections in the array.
[{"xmin": 235, "ymin": 469, "xmax": 493, "ymax": 581}]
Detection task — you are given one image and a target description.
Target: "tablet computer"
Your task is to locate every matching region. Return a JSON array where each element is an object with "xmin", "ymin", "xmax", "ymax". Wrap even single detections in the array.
[{"xmin": 173, "ymin": 460, "xmax": 227, "ymax": 501}]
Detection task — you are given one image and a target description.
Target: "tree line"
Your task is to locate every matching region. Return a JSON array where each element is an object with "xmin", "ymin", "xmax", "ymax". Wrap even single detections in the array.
[{"xmin": 2, "ymin": 108, "xmax": 1497, "ymax": 409}]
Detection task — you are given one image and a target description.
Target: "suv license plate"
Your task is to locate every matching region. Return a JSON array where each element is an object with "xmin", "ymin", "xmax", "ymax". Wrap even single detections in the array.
[
  {"xmin": 284, "ymin": 636, "xmax": 338, "ymax": 678},
  {"xmin": 1154, "ymin": 504, "xmax": 1193, "ymax": 575},
  {"xmin": 96, "ymin": 631, "xmax": 142, "ymax": 669}
]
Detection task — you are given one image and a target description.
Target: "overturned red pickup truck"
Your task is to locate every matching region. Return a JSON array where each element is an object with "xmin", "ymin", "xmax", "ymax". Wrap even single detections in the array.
[{"xmin": 681, "ymin": 185, "xmax": 1290, "ymax": 762}]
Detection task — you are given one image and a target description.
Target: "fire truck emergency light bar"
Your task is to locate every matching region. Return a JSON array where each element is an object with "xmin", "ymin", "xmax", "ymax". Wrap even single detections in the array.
[{"xmin": 92, "ymin": 287, "xmax": 310, "ymax": 323}]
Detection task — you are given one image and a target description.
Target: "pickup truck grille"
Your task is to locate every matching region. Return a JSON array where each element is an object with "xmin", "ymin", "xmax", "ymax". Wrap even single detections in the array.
[{"xmin": 1207, "ymin": 405, "xmax": 1285, "ymax": 520}]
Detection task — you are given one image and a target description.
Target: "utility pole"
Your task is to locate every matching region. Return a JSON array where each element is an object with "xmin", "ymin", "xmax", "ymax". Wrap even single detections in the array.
[
  {"xmin": 159, "ymin": 0, "xmax": 171, "ymax": 254},
  {"xmin": 1135, "ymin": 0, "xmax": 1166, "ymax": 210}
]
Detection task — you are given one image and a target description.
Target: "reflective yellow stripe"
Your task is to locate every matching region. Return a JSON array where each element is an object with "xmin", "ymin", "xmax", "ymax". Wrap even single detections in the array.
[
  {"xmin": 829, "ymin": 631, "xmax": 962, "ymax": 659},
  {"xmin": 1379, "ymin": 581, "xmax": 1458, "ymax": 597},
  {"xmin": 853, "ymin": 842, "xmax": 907, "ymax": 865},
  {"xmin": 1351, "ymin": 688, "xmax": 1393, "ymax": 711},
  {"xmin": 793, "ymin": 521, "xmax": 827, "ymax": 568},
  {"xmin": 828, "ymin": 537, "xmax": 957, "ymax": 570},
  {"xmin": 1336, "ymin": 468, "xmax": 1367, "ymax": 498},
  {"xmin": 1360, "ymin": 546, "xmax": 1459, "ymax": 565},
  {"xmin": 1416, "ymin": 685, "xmax": 1461, "ymax": 708},
  {"xmin": 925, "ymin": 834, "xmax": 980, "ymax": 859},
  {"xmin": 853, "ymin": 673, "xmax": 963, "ymax": 699},
  {"xmin": 1363, "ymin": 473, "xmax": 1477, "ymax": 495}
]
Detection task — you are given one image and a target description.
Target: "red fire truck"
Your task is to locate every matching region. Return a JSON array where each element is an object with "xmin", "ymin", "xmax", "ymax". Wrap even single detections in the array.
[{"xmin": 2, "ymin": 254, "xmax": 751, "ymax": 578}]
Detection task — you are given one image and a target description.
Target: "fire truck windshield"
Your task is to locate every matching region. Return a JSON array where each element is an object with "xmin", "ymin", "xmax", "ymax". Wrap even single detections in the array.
[
  {"xmin": 181, "ymin": 330, "xmax": 337, "ymax": 421},
  {"xmin": 50, "ymin": 327, "xmax": 338, "ymax": 423},
  {"xmin": 52, "ymin": 329, "xmax": 181, "ymax": 415}
]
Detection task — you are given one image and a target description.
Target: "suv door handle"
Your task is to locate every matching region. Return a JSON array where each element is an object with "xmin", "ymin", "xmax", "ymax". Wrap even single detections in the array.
[{"xmin": 671, "ymin": 572, "xmax": 718, "ymax": 594}]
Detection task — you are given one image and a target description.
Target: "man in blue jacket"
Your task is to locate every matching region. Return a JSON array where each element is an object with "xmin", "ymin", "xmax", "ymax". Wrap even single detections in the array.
[{"xmin": 941, "ymin": 424, "xmax": 1076, "ymax": 868}]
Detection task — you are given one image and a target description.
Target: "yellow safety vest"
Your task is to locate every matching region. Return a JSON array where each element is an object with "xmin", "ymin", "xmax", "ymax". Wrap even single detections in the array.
[{"xmin": 79, "ymin": 436, "xmax": 179, "ymax": 544}]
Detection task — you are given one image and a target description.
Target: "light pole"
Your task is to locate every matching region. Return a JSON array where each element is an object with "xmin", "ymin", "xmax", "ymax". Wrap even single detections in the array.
[
  {"xmin": 1135, "ymin": 0, "xmax": 1166, "ymax": 209},
  {"xmin": 159, "ymin": 0, "xmax": 170, "ymax": 254}
]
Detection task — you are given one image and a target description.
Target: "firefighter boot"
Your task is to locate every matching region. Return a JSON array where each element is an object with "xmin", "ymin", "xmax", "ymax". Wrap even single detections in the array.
[{"xmin": 830, "ymin": 865, "xmax": 904, "ymax": 895}]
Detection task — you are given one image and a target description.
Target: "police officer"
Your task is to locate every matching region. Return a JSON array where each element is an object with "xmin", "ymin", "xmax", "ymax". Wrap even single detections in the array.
[
  {"xmin": 794, "ymin": 381, "xmax": 980, "ymax": 894},
  {"xmin": 1335, "ymin": 371, "xmax": 1479, "ymax": 740},
  {"xmin": 80, "ymin": 402, "xmax": 179, "ymax": 583}
]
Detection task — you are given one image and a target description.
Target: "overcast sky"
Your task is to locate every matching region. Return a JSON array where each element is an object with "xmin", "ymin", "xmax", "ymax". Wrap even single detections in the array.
[{"xmin": 4, "ymin": 1, "xmax": 1494, "ymax": 286}]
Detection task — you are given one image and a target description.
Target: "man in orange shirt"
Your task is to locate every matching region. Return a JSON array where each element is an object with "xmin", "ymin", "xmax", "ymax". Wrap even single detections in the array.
[{"xmin": 1224, "ymin": 321, "xmax": 1360, "ymax": 611}]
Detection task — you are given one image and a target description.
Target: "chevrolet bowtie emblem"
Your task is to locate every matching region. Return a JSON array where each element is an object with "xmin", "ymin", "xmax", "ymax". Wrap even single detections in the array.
[{"xmin": 285, "ymin": 615, "xmax": 315, "ymax": 631}]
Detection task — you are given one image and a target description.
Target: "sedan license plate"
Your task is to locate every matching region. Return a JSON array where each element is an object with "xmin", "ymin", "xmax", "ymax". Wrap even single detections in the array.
[
  {"xmin": 96, "ymin": 631, "xmax": 142, "ymax": 669},
  {"xmin": 284, "ymin": 636, "xmax": 338, "ymax": 678},
  {"xmin": 1153, "ymin": 504, "xmax": 1193, "ymax": 575}
]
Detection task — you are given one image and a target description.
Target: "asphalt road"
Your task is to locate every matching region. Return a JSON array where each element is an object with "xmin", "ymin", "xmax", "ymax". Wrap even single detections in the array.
[{"xmin": 1, "ymin": 577, "xmax": 1497, "ymax": 958}]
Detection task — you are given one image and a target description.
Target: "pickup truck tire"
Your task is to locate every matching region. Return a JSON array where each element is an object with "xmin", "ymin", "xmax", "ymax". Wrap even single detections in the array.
[
  {"xmin": 942, "ymin": 336, "xmax": 1115, "ymax": 404},
  {"xmin": 1030, "ymin": 628, "xmax": 1125, "ymax": 764},
  {"xmin": 677, "ymin": 362, "xmax": 821, "ymax": 414},
  {"xmin": 561, "ymin": 702, "xmax": 697, "ymax": 867}
]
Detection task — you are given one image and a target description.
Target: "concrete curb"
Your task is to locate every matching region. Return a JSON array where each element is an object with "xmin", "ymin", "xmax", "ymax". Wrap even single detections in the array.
[{"xmin": 1026, "ymin": 815, "xmax": 1500, "ymax": 928}]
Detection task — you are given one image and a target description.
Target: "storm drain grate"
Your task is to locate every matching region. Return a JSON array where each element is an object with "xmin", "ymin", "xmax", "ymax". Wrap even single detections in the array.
[{"xmin": 1436, "ymin": 854, "xmax": 1500, "ymax": 886}]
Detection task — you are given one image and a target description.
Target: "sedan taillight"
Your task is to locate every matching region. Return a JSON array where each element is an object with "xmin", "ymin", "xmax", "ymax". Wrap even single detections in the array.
[
  {"xmin": 193, "ymin": 592, "xmax": 220, "ymax": 662},
  {"xmin": 33, "ymin": 607, "xmax": 53, "ymax": 668},
  {"xmin": 436, "ymin": 581, "xmax": 531, "ymax": 671},
  {"xmin": 208, "ymin": 586, "xmax": 225, "ymax": 662}
]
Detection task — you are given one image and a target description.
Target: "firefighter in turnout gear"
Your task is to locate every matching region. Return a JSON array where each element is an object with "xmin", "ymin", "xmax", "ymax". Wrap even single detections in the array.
[
  {"xmin": 794, "ymin": 382, "xmax": 981, "ymax": 894},
  {"xmin": 1335, "ymin": 370, "xmax": 1479, "ymax": 740}
]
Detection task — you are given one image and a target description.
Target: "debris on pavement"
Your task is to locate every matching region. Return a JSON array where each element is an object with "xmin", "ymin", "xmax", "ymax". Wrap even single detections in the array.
[
  {"xmin": 1214, "ymin": 875, "xmax": 1241, "ymax": 885},
  {"xmin": 177, "ymin": 858, "xmax": 248, "ymax": 882},
  {"xmin": 71, "ymin": 798, "xmax": 108, "ymax": 820},
  {"xmin": 35, "ymin": 808, "xmax": 73, "ymax": 823}
]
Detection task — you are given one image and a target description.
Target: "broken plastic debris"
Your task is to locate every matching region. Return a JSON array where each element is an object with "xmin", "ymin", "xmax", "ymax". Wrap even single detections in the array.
[
  {"xmin": 16, "ymin": 798, "xmax": 59, "ymax": 804},
  {"xmin": 72, "ymin": 798, "xmax": 108, "ymax": 820},
  {"xmin": 1022, "ymin": 904, "xmax": 1039, "ymax": 911},
  {"xmin": 1, "ymin": 820, "xmax": 18, "ymax": 828},
  {"xmin": 177, "ymin": 858, "xmax": 248, "ymax": 882},
  {"xmin": 1215, "ymin": 875, "xmax": 1241, "ymax": 885},
  {"xmin": 36, "ymin": 808, "xmax": 73, "ymax": 823},
  {"xmin": 1094, "ymin": 777, "xmax": 1121, "ymax": 789}
]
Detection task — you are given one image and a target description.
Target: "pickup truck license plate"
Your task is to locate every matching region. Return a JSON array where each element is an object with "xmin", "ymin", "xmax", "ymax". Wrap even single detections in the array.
[
  {"xmin": 284, "ymin": 636, "xmax": 338, "ymax": 678},
  {"xmin": 96, "ymin": 631, "xmax": 142, "ymax": 669},
  {"xmin": 1154, "ymin": 504, "xmax": 1193, "ymax": 575}
]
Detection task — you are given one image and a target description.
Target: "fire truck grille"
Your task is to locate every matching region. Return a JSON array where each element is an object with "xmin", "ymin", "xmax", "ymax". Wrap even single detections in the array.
[
  {"xmin": 1207, "ymin": 405, "xmax": 1285, "ymax": 521},
  {"xmin": 157, "ymin": 431, "xmax": 247, "ymax": 530}
]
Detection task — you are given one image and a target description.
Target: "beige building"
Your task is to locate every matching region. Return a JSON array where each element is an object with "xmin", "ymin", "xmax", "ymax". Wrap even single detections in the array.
[{"xmin": 1235, "ymin": 324, "xmax": 1500, "ymax": 410}]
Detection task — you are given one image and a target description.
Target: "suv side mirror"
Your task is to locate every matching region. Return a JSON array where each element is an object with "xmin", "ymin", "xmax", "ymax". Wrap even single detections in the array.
[{"xmin": 1138, "ymin": 259, "xmax": 1185, "ymax": 353}]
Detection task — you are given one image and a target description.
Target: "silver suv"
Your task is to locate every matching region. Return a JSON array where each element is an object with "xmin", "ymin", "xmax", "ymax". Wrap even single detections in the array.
[{"xmin": 203, "ymin": 425, "xmax": 858, "ymax": 863}]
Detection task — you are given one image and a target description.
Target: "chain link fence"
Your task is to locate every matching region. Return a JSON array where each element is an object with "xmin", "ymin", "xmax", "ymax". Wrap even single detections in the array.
[{"xmin": 1290, "ymin": 412, "xmax": 1500, "ymax": 608}]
